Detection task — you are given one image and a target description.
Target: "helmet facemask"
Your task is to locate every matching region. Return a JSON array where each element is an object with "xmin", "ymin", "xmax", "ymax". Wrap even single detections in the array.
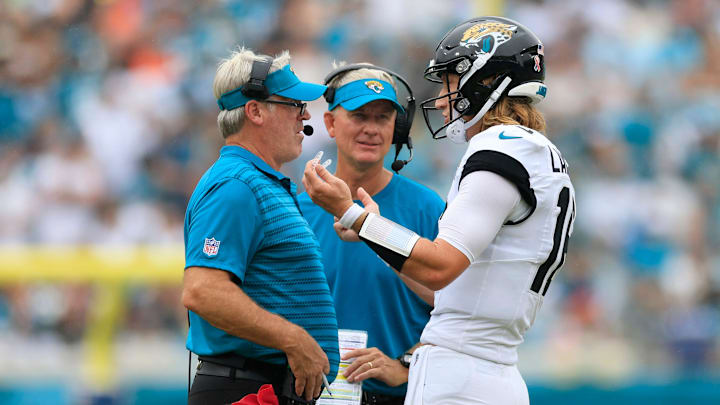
[{"xmin": 420, "ymin": 60, "xmax": 467, "ymax": 142}]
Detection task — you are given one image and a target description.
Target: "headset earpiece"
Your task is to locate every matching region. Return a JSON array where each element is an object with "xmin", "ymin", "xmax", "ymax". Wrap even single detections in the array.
[
  {"xmin": 392, "ymin": 110, "xmax": 409, "ymax": 145},
  {"xmin": 240, "ymin": 57, "xmax": 273, "ymax": 100},
  {"xmin": 323, "ymin": 86, "xmax": 335, "ymax": 104},
  {"xmin": 403, "ymin": 96, "xmax": 416, "ymax": 140}
]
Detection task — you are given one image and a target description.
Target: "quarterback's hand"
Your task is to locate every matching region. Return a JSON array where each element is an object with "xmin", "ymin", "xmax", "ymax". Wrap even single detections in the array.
[
  {"xmin": 332, "ymin": 187, "xmax": 380, "ymax": 242},
  {"xmin": 302, "ymin": 153, "xmax": 354, "ymax": 218},
  {"xmin": 333, "ymin": 221, "xmax": 361, "ymax": 242},
  {"xmin": 342, "ymin": 347, "xmax": 408, "ymax": 387}
]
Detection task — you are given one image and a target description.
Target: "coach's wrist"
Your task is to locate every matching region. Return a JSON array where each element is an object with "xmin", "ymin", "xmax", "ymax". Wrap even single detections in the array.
[
  {"xmin": 338, "ymin": 203, "xmax": 364, "ymax": 228},
  {"xmin": 332, "ymin": 200, "xmax": 352, "ymax": 218},
  {"xmin": 386, "ymin": 359, "xmax": 410, "ymax": 386},
  {"xmin": 397, "ymin": 352, "xmax": 413, "ymax": 368},
  {"xmin": 279, "ymin": 323, "xmax": 308, "ymax": 353}
]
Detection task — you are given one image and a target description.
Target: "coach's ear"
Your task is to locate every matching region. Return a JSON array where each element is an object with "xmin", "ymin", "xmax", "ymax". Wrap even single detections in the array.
[
  {"xmin": 324, "ymin": 111, "xmax": 336, "ymax": 139},
  {"xmin": 244, "ymin": 100, "xmax": 265, "ymax": 126}
]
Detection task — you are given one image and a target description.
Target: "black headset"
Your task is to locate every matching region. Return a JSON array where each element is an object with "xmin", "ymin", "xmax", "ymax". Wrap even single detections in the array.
[
  {"xmin": 216, "ymin": 56, "xmax": 274, "ymax": 111},
  {"xmin": 323, "ymin": 64, "xmax": 415, "ymax": 173},
  {"xmin": 241, "ymin": 56, "xmax": 274, "ymax": 100}
]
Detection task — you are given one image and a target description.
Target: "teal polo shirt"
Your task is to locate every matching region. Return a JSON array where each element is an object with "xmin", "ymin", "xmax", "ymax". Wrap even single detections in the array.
[{"xmin": 184, "ymin": 145, "xmax": 339, "ymax": 381}]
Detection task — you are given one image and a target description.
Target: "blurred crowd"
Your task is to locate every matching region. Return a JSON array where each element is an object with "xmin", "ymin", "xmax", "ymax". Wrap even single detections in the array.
[{"xmin": 1, "ymin": 0, "xmax": 719, "ymax": 386}]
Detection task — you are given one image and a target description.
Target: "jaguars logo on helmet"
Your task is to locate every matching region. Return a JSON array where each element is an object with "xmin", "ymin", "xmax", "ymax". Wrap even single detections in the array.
[{"xmin": 459, "ymin": 22, "xmax": 517, "ymax": 53}]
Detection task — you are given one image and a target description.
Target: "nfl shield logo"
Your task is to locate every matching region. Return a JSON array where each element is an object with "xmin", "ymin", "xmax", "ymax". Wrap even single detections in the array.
[{"xmin": 203, "ymin": 238, "xmax": 221, "ymax": 256}]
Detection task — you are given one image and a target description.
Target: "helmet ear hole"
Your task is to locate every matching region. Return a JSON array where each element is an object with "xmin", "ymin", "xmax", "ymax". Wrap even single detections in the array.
[{"xmin": 458, "ymin": 73, "xmax": 512, "ymax": 116}]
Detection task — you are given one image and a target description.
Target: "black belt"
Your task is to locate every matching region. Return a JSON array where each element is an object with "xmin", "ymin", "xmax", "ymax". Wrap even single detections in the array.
[
  {"xmin": 195, "ymin": 354, "xmax": 314, "ymax": 405},
  {"xmin": 198, "ymin": 353, "xmax": 288, "ymax": 375},
  {"xmin": 362, "ymin": 390, "xmax": 405, "ymax": 405},
  {"xmin": 197, "ymin": 354, "xmax": 287, "ymax": 382},
  {"xmin": 196, "ymin": 360, "xmax": 283, "ymax": 383}
]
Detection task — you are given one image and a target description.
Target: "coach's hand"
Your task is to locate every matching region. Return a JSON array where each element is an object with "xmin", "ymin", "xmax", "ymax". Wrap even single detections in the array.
[
  {"xmin": 283, "ymin": 325, "xmax": 330, "ymax": 401},
  {"xmin": 303, "ymin": 154, "xmax": 354, "ymax": 218},
  {"xmin": 332, "ymin": 187, "xmax": 380, "ymax": 242},
  {"xmin": 342, "ymin": 347, "xmax": 409, "ymax": 387}
]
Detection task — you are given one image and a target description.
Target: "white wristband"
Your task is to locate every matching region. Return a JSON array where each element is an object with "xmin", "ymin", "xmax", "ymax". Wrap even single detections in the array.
[
  {"xmin": 338, "ymin": 203, "xmax": 365, "ymax": 229},
  {"xmin": 358, "ymin": 213, "xmax": 420, "ymax": 257}
]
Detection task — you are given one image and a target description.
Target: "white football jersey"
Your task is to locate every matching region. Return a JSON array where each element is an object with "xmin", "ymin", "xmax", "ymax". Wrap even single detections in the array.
[{"xmin": 421, "ymin": 124, "xmax": 576, "ymax": 365}]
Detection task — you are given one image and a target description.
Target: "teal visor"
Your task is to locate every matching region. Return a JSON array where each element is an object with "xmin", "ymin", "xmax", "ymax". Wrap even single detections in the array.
[
  {"xmin": 328, "ymin": 79, "xmax": 404, "ymax": 113},
  {"xmin": 217, "ymin": 64, "xmax": 327, "ymax": 111}
]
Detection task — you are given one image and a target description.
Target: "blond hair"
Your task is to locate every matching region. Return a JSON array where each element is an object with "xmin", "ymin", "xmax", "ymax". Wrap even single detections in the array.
[
  {"xmin": 477, "ymin": 96, "xmax": 546, "ymax": 133},
  {"xmin": 213, "ymin": 47, "xmax": 292, "ymax": 138}
]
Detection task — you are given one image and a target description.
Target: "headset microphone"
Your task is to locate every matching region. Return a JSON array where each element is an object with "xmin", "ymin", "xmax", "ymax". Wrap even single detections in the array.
[
  {"xmin": 391, "ymin": 160, "xmax": 406, "ymax": 172},
  {"xmin": 302, "ymin": 125, "xmax": 314, "ymax": 136},
  {"xmin": 391, "ymin": 140, "xmax": 413, "ymax": 173}
]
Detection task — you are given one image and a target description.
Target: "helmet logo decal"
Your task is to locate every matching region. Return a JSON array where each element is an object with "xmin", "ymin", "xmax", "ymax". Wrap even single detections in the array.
[
  {"xmin": 365, "ymin": 80, "xmax": 384, "ymax": 94},
  {"xmin": 533, "ymin": 55, "xmax": 542, "ymax": 72},
  {"xmin": 536, "ymin": 85, "xmax": 547, "ymax": 98},
  {"xmin": 459, "ymin": 22, "xmax": 517, "ymax": 55}
]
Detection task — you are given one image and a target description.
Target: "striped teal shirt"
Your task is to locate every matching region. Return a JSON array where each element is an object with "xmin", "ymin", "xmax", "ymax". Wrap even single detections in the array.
[{"xmin": 184, "ymin": 146, "xmax": 339, "ymax": 381}]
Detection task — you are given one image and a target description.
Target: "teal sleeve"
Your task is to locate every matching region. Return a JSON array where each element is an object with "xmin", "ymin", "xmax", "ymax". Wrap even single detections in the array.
[{"xmin": 185, "ymin": 179, "xmax": 262, "ymax": 282}]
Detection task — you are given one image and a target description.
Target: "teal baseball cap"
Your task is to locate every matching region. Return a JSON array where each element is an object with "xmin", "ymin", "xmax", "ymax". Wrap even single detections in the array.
[
  {"xmin": 217, "ymin": 64, "xmax": 327, "ymax": 111},
  {"xmin": 328, "ymin": 79, "xmax": 404, "ymax": 113}
]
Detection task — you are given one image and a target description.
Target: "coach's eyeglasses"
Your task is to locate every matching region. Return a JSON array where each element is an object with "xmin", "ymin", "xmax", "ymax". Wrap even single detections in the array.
[{"xmin": 264, "ymin": 99, "xmax": 307, "ymax": 116}]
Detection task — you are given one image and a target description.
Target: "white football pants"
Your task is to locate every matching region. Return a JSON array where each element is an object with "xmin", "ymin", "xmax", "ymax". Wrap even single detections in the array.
[{"xmin": 404, "ymin": 345, "xmax": 529, "ymax": 405}]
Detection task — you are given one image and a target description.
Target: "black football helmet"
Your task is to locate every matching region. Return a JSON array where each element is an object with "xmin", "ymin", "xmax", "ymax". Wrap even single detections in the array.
[{"xmin": 421, "ymin": 16, "xmax": 547, "ymax": 143}]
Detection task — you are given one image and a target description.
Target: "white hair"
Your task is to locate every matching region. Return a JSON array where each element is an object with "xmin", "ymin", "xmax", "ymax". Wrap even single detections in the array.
[
  {"xmin": 326, "ymin": 61, "xmax": 398, "ymax": 108},
  {"xmin": 213, "ymin": 47, "xmax": 292, "ymax": 138}
]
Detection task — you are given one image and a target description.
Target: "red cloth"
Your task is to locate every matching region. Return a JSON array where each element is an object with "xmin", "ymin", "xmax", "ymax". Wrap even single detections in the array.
[{"xmin": 231, "ymin": 384, "xmax": 279, "ymax": 405}]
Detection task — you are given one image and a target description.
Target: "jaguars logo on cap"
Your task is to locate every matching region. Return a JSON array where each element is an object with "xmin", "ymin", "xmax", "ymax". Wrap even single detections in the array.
[
  {"xmin": 460, "ymin": 22, "xmax": 517, "ymax": 53},
  {"xmin": 365, "ymin": 80, "xmax": 384, "ymax": 94}
]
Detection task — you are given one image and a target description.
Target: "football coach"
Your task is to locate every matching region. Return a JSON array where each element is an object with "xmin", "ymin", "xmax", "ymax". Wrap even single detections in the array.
[{"xmin": 182, "ymin": 47, "xmax": 339, "ymax": 405}]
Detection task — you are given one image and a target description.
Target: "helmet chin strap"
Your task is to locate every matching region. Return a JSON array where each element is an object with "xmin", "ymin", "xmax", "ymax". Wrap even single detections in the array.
[{"xmin": 445, "ymin": 76, "xmax": 513, "ymax": 144}]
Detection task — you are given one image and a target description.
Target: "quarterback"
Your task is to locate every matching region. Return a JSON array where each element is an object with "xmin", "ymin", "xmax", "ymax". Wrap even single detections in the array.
[{"xmin": 303, "ymin": 16, "xmax": 575, "ymax": 405}]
